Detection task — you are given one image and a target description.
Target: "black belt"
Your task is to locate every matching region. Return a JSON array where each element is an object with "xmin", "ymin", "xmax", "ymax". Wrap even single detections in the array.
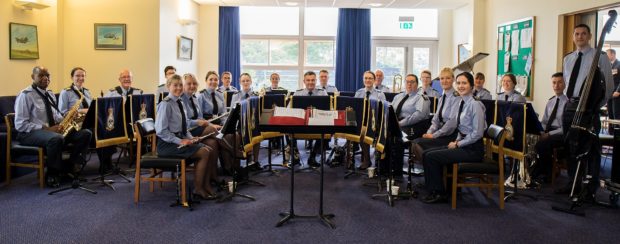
[{"xmin": 173, "ymin": 132, "xmax": 185, "ymax": 138}]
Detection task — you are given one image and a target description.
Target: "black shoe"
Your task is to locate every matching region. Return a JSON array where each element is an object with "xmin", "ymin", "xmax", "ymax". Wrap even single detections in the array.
[
  {"xmin": 422, "ymin": 192, "xmax": 448, "ymax": 204},
  {"xmin": 307, "ymin": 157, "xmax": 320, "ymax": 168},
  {"xmin": 248, "ymin": 162, "xmax": 262, "ymax": 171},
  {"xmin": 46, "ymin": 174, "xmax": 61, "ymax": 188}
]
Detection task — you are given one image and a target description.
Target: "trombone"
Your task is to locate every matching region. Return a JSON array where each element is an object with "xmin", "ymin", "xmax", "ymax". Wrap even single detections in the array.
[{"xmin": 392, "ymin": 74, "xmax": 403, "ymax": 92}]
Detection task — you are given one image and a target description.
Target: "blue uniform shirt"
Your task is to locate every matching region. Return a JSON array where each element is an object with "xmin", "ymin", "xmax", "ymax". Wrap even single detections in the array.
[
  {"xmin": 14, "ymin": 85, "xmax": 64, "ymax": 133},
  {"xmin": 355, "ymin": 88, "xmax": 387, "ymax": 101},
  {"xmin": 155, "ymin": 94, "xmax": 192, "ymax": 145},
  {"xmin": 217, "ymin": 85, "xmax": 238, "ymax": 93},
  {"xmin": 497, "ymin": 90, "xmax": 526, "ymax": 103},
  {"xmin": 199, "ymin": 88, "xmax": 226, "ymax": 116},
  {"xmin": 563, "ymin": 46, "xmax": 613, "ymax": 107},
  {"xmin": 420, "ymin": 86, "xmax": 440, "ymax": 98},
  {"xmin": 180, "ymin": 92, "xmax": 203, "ymax": 128},
  {"xmin": 104, "ymin": 86, "xmax": 143, "ymax": 98},
  {"xmin": 455, "ymin": 94, "xmax": 486, "ymax": 147},
  {"xmin": 230, "ymin": 89, "xmax": 257, "ymax": 105},
  {"xmin": 541, "ymin": 94, "xmax": 568, "ymax": 136},
  {"xmin": 473, "ymin": 87, "xmax": 492, "ymax": 100},
  {"xmin": 427, "ymin": 88, "xmax": 460, "ymax": 137},
  {"xmin": 374, "ymin": 84, "xmax": 391, "ymax": 93},
  {"xmin": 58, "ymin": 85, "xmax": 93, "ymax": 114},
  {"xmin": 318, "ymin": 85, "xmax": 338, "ymax": 93},
  {"xmin": 392, "ymin": 90, "xmax": 431, "ymax": 127},
  {"xmin": 293, "ymin": 88, "xmax": 328, "ymax": 96}
]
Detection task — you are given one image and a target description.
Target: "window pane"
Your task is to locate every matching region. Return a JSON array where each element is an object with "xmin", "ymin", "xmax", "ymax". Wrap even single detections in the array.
[
  {"xmin": 241, "ymin": 40, "xmax": 268, "ymax": 65},
  {"xmin": 242, "ymin": 69, "xmax": 300, "ymax": 91},
  {"xmin": 412, "ymin": 47, "xmax": 430, "ymax": 76},
  {"xmin": 305, "ymin": 41, "xmax": 334, "ymax": 66},
  {"xmin": 371, "ymin": 9, "xmax": 438, "ymax": 38},
  {"xmin": 270, "ymin": 40, "xmax": 299, "ymax": 65},
  {"xmin": 240, "ymin": 7, "xmax": 299, "ymax": 36},
  {"xmin": 304, "ymin": 8, "xmax": 338, "ymax": 36},
  {"xmin": 375, "ymin": 47, "xmax": 406, "ymax": 89}
]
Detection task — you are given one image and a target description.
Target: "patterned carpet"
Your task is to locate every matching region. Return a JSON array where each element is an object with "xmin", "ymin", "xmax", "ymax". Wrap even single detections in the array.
[{"xmin": 1, "ymin": 141, "xmax": 619, "ymax": 243}]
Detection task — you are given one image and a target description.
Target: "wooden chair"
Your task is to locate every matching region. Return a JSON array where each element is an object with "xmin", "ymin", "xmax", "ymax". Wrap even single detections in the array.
[
  {"xmin": 4, "ymin": 113, "xmax": 45, "ymax": 188},
  {"xmin": 133, "ymin": 118, "xmax": 188, "ymax": 205},
  {"xmin": 447, "ymin": 124, "xmax": 507, "ymax": 209}
]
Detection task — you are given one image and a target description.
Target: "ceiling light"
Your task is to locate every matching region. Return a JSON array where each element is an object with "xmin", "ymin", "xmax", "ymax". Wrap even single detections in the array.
[
  {"xmin": 284, "ymin": 2, "xmax": 298, "ymax": 6},
  {"xmin": 368, "ymin": 3, "xmax": 383, "ymax": 7}
]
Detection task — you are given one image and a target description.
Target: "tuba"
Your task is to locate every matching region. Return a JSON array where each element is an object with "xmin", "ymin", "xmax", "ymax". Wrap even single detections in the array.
[
  {"xmin": 59, "ymin": 89, "xmax": 86, "ymax": 137},
  {"xmin": 392, "ymin": 74, "xmax": 403, "ymax": 92}
]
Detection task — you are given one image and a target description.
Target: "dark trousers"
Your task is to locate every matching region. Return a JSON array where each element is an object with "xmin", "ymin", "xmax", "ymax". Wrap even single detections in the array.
[
  {"xmin": 533, "ymin": 133, "xmax": 564, "ymax": 177},
  {"xmin": 17, "ymin": 128, "xmax": 92, "ymax": 173},
  {"xmin": 423, "ymin": 141, "xmax": 484, "ymax": 193},
  {"xmin": 607, "ymin": 97, "xmax": 620, "ymax": 133}
]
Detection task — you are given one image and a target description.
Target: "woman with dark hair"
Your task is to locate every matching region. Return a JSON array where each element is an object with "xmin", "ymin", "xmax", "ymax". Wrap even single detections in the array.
[
  {"xmin": 498, "ymin": 73, "xmax": 526, "ymax": 102},
  {"xmin": 422, "ymin": 72, "xmax": 487, "ymax": 204},
  {"xmin": 58, "ymin": 67, "xmax": 92, "ymax": 115}
]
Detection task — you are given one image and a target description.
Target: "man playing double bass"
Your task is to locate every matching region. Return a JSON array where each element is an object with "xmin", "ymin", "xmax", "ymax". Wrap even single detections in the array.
[{"xmin": 559, "ymin": 24, "xmax": 613, "ymax": 197}]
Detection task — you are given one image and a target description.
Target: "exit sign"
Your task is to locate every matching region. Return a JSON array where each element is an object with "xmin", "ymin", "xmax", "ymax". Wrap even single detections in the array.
[{"xmin": 400, "ymin": 22, "xmax": 413, "ymax": 30}]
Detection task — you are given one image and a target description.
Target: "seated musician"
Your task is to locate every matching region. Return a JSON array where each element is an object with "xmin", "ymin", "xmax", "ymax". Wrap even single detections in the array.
[
  {"xmin": 411, "ymin": 67, "xmax": 460, "ymax": 165},
  {"xmin": 354, "ymin": 71, "xmax": 386, "ymax": 169},
  {"xmin": 373, "ymin": 69, "xmax": 391, "ymax": 92},
  {"xmin": 14, "ymin": 66, "xmax": 92, "ymax": 187},
  {"xmin": 420, "ymin": 70, "xmax": 440, "ymax": 98},
  {"xmin": 156, "ymin": 74, "xmax": 217, "ymax": 199},
  {"xmin": 473, "ymin": 72, "xmax": 493, "ymax": 100},
  {"xmin": 530, "ymin": 72, "xmax": 568, "ymax": 183},
  {"xmin": 422, "ymin": 72, "xmax": 486, "ymax": 203},
  {"xmin": 199, "ymin": 71, "xmax": 227, "ymax": 123},
  {"xmin": 104, "ymin": 69, "xmax": 143, "ymax": 98},
  {"xmin": 318, "ymin": 70, "xmax": 338, "ymax": 93},
  {"xmin": 292, "ymin": 71, "xmax": 328, "ymax": 168},
  {"xmin": 230, "ymin": 73, "xmax": 261, "ymax": 171},
  {"xmin": 392, "ymin": 74, "xmax": 431, "ymax": 139},
  {"xmin": 217, "ymin": 71, "xmax": 239, "ymax": 93},
  {"xmin": 497, "ymin": 73, "xmax": 526, "ymax": 102},
  {"xmin": 265, "ymin": 73, "xmax": 286, "ymax": 92},
  {"xmin": 58, "ymin": 67, "xmax": 92, "ymax": 115},
  {"xmin": 156, "ymin": 65, "xmax": 176, "ymax": 101}
]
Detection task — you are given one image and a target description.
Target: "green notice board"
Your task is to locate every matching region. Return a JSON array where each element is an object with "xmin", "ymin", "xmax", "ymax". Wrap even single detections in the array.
[{"xmin": 497, "ymin": 17, "xmax": 535, "ymax": 99}]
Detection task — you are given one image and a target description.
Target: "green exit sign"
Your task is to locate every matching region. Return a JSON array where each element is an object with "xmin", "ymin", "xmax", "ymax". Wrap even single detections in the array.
[{"xmin": 400, "ymin": 22, "xmax": 413, "ymax": 29}]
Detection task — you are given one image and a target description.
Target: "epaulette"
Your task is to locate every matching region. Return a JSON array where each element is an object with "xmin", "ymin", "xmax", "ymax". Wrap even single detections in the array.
[
  {"xmin": 199, "ymin": 89, "xmax": 207, "ymax": 93},
  {"xmin": 215, "ymin": 89, "xmax": 223, "ymax": 93},
  {"xmin": 64, "ymin": 87, "xmax": 72, "ymax": 91},
  {"xmin": 296, "ymin": 88, "xmax": 304, "ymax": 91},
  {"xmin": 453, "ymin": 91, "xmax": 460, "ymax": 96},
  {"xmin": 109, "ymin": 88, "xmax": 116, "ymax": 91},
  {"xmin": 158, "ymin": 84, "xmax": 165, "ymax": 87},
  {"xmin": 317, "ymin": 87, "xmax": 325, "ymax": 91},
  {"xmin": 83, "ymin": 87, "xmax": 89, "ymax": 91},
  {"xmin": 497, "ymin": 92, "xmax": 505, "ymax": 95},
  {"xmin": 482, "ymin": 88, "xmax": 489, "ymax": 92},
  {"xmin": 549, "ymin": 96, "xmax": 556, "ymax": 100},
  {"xmin": 563, "ymin": 52, "xmax": 572, "ymax": 58},
  {"xmin": 133, "ymin": 87, "xmax": 142, "ymax": 91},
  {"xmin": 420, "ymin": 93, "xmax": 429, "ymax": 101},
  {"xmin": 473, "ymin": 96, "xmax": 480, "ymax": 101},
  {"xmin": 162, "ymin": 96, "xmax": 171, "ymax": 102}
]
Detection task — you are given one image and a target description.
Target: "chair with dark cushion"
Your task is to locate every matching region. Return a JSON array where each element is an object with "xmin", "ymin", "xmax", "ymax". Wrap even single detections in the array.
[
  {"xmin": 447, "ymin": 124, "xmax": 507, "ymax": 209},
  {"xmin": 133, "ymin": 118, "xmax": 189, "ymax": 205},
  {"xmin": 4, "ymin": 113, "xmax": 45, "ymax": 188}
]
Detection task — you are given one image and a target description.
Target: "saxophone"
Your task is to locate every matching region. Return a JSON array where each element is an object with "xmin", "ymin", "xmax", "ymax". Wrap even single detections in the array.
[{"xmin": 59, "ymin": 89, "xmax": 86, "ymax": 137}]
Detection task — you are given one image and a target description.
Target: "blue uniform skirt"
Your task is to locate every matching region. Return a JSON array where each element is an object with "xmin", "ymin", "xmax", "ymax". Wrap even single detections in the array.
[{"xmin": 157, "ymin": 137, "xmax": 202, "ymax": 158}]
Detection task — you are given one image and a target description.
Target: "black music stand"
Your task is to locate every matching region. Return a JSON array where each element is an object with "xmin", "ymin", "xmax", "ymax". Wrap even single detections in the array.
[
  {"xmin": 260, "ymin": 113, "xmax": 356, "ymax": 229},
  {"xmin": 217, "ymin": 104, "xmax": 255, "ymax": 202},
  {"xmin": 290, "ymin": 96, "xmax": 332, "ymax": 173},
  {"xmin": 254, "ymin": 94, "xmax": 288, "ymax": 176}
]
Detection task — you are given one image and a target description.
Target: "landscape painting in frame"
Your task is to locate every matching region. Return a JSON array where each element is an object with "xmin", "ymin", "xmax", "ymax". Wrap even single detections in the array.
[
  {"xmin": 95, "ymin": 23, "xmax": 126, "ymax": 50},
  {"xmin": 10, "ymin": 23, "xmax": 39, "ymax": 59},
  {"xmin": 178, "ymin": 35, "xmax": 193, "ymax": 60}
]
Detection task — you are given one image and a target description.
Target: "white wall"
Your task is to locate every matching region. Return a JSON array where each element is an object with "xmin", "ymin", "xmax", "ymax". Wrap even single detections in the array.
[
  {"xmin": 197, "ymin": 5, "xmax": 219, "ymax": 87},
  {"xmin": 437, "ymin": 9, "xmax": 454, "ymax": 70},
  {"xmin": 453, "ymin": 1, "xmax": 473, "ymax": 65}
]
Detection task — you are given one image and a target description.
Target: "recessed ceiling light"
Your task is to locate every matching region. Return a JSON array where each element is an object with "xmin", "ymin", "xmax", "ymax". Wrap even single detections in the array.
[
  {"xmin": 368, "ymin": 3, "xmax": 383, "ymax": 7},
  {"xmin": 284, "ymin": 2, "xmax": 298, "ymax": 6}
]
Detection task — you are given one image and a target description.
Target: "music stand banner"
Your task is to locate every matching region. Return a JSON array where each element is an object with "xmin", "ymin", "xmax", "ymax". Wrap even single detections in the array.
[
  {"xmin": 128, "ymin": 94, "xmax": 156, "ymax": 124},
  {"xmin": 240, "ymin": 97, "xmax": 262, "ymax": 152},
  {"xmin": 94, "ymin": 97, "xmax": 130, "ymax": 148},
  {"xmin": 375, "ymin": 101, "xmax": 390, "ymax": 154},
  {"xmin": 364, "ymin": 98, "xmax": 382, "ymax": 145},
  {"xmin": 494, "ymin": 101, "xmax": 526, "ymax": 153}
]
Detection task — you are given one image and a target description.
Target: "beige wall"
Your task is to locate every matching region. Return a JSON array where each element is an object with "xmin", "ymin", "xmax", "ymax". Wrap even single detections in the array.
[
  {"xmin": 437, "ymin": 9, "xmax": 454, "ymax": 70},
  {"xmin": 197, "ymin": 5, "xmax": 219, "ymax": 87},
  {"xmin": 1, "ymin": 0, "xmax": 60, "ymax": 95},
  {"xmin": 476, "ymin": 0, "xmax": 619, "ymax": 117},
  {"xmin": 159, "ymin": 0, "xmax": 199, "ymax": 87},
  {"xmin": 453, "ymin": 1, "xmax": 473, "ymax": 65}
]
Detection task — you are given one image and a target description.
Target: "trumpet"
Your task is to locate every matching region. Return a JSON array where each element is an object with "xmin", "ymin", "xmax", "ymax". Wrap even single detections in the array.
[{"xmin": 392, "ymin": 74, "xmax": 403, "ymax": 92}]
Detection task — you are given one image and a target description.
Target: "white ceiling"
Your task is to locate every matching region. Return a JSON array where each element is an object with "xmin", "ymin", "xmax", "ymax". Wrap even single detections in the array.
[{"xmin": 193, "ymin": 0, "xmax": 470, "ymax": 9}]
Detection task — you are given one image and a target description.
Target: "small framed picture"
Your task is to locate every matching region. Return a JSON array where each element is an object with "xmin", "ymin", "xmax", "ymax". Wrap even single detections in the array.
[
  {"xmin": 458, "ymin": 43, "xmax": 471, "ymax": 64},
  {"xmin": 178, "ymin": 35, "xmax": 193, "ymax": 60},
  {"xmin": 94, "ymin": 23, "xmax": 126, "ymax": 50},
  {"xmin": 9, "ymin": 22, "xmax": 39, "ymax": 59}
]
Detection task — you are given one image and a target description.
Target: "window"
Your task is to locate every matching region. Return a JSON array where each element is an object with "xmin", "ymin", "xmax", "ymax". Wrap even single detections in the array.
[{"xmin": 240, "ymin": 7, "xmax": 338, "ymax": 89}]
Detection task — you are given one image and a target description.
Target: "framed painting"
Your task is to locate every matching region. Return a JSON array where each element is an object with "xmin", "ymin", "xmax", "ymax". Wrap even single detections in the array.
[
  {"xmin": 458, "ymin": 43, "xmax": 471, "ymax": 64},
  {"xmin": 9, "ymin": 22, "xmax": 39, "ymax": 59},
  {"xmin": 95, "ymin": 23, "xmax": 126, "ymax": 50},
  {"xmin": 178, "ymin": 35, "xmax": 193, "ymax": 60}
]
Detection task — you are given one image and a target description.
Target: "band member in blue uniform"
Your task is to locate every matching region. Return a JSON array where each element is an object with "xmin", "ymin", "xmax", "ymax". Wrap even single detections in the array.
[
  {"xmin": 14, "ymin": 66, "xmax": 92, "ymax": 187},
  {"xmin": 200, "ymin": 71, "xmax": 227, "ymax": 124},
  {"xmin": 156, "ymin": 74, "xmax": 217, "ymax": 199},
  {"xmin": 420, "ymin": 70, "xmax": 440, "ymax": 98},
  {"xmin": 265, "ymin": 73, "xmax": 286, "ymax": 92},
  {"xmin": 473, "ymin": 72, "xmax": 493, "ymax": 100},
  {"xmin": 156, "ymin": 65, "xmax": 176, "ymax": 101},
  {"xmin": 373, "ymin": 69, "xmax": 391, "ymax": 92},
  {"xmin": 58, "ymin": 67, "xmax": 92, "ymax": 115},
  {"xmin": 292, "ymin": 71, "xmax": 328, "ymax": 167},
  {"xmin": 318, "ymin": 70, "xmax": 338, "ymax": 93},
  {"xmin": 104, "ymin": 69, "xmax": 143, "ymax": 98},
  {"xmin": 230, "ymin": 73, "xmax": 261, "ymax": 170},
  {"xmin": 422, "ymin": 72, "xmax": 486, "ymax": 203},
  {"xmin": 392, "ymin": 74, "xmax": 431, "ymax": 137},
  {"xmin": 497, "ymin": 73, "xmax": 526, "ymax": 102},
  {"xmin": 354, "ymin": 71, "xmax": 386, "ymax": 169},
  {"xmin": 217, "ymin": 71, "xmax": 239, "ymax": 93},
  {"xmin": 606, "ymin": 49, "xmax": 620, "ymax": 133}
]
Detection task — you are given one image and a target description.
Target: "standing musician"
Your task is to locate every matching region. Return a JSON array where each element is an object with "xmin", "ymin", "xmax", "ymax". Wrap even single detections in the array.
[
  {"xmin": 531, "ymin": 72, "xmax": 568, "ymax": 183},
  {"xmin": 199, "ymin": 71, "xmax": 227, "ymax": 123},
  {"xmin": 265, "ymin": 73, "xmax": 286, "ymax": 92},
  {"xmin": 156, "ymin": 74, "xmax": 218, "ymax": 199},
  {"xmin": 606, "ymin": 49, "xmax": 620, "ymax": 133},
  {"xmin": 355, "ymin": 71, "xmax": 386, "ymax": 169},
  {"xmin": 558, "ymin": 24, "xmax": 613, "ymax": 196},
  {"xmin": 293, "ymin": 71, "xmax": 328, "ymax": 167},
  {"xmin": 104, "ymin": 69, "xmax": 143, "ymax": 98},
  {"xmin": 373, "ymin": 69, "xmax": 391, "ymax": 92},
  {"xmin": 58, "ymin": 67, "xmax": 92, "ymax": 115},
  {"xmin": 419, "ymin": 70, "xmax": 440, "ymax": 98},
  {"xmin": 318, "ymin": 70, "xmax": 338, "ymax": 93},
  {"xmin": 156, "ymin": 65, "xmax": 176, "ymax": 100},
  {"xmin": 422, "ymin": 72, "xmax": 486, "ymax": 203},
  {"xmin": 392, "ymin": 74, "xmax": 431, "ymax": 138},
  {"xmin": 217, "ymin": 71, "xmax": 239, "ymax": 93},
  {"xmin": 497, "ymin": 73, "xmax": 526, "ymax": 102},
  {"xmin": 230, "ymin": 73, "xmax": 261, "ymax": 171},
  {"xmin": 473, "ymin": 72, "xmax": 493, "ymax": 100},
  {"xmin": 410, "ymin": 67, "xmax": 460, "ymax": 166},
  {"xmin": 14, "ymin": 66, "xmax": 92, "ymax": 187}
]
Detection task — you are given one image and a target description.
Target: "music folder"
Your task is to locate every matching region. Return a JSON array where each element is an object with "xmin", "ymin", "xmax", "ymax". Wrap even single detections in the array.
[{"xmin": 264, "ymin": 106, "xmax": 350, "ymax": 126}]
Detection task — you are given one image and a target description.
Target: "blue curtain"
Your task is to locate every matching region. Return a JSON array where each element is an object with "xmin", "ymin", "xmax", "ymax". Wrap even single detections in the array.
[
  {"xmin": 335, "ymin": 8, "xmax": 371, "ymax": 92},
  {"xmin": 218, "ymin": 7, "xmax": 241, "ymax": 89}
]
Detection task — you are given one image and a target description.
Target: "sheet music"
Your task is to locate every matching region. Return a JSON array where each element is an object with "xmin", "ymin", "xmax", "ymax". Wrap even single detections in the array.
[
  {"xmin": 307, "ymin": 109, "xmax": 337, "ymax": 126},
  {"xmin": 273, "ymin": 107, "xmax": 305, "ymax": 119}
]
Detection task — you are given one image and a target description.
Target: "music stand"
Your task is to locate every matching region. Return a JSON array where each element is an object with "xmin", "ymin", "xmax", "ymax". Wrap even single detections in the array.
[
  {"xmin": 224, "ymin": 91, "xmax": 237, "ymax": 109},
  {"xmin": 254, "ymin": 94, "xmax": 288, "ymax": 176},
  {"xmin": 383, "ymin": 92, "xmax": 399, "ymax": 103},
  {"xmin": 260, "ymin": 111, "xmax": 356, "ymax": 229},
  {"xmin": 289, "ymin": 96, "xmax": 332, "ymax": 173},
  {"xmin": 217, "ymin": 103, "xmax": 256, "ymax": 202}
]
